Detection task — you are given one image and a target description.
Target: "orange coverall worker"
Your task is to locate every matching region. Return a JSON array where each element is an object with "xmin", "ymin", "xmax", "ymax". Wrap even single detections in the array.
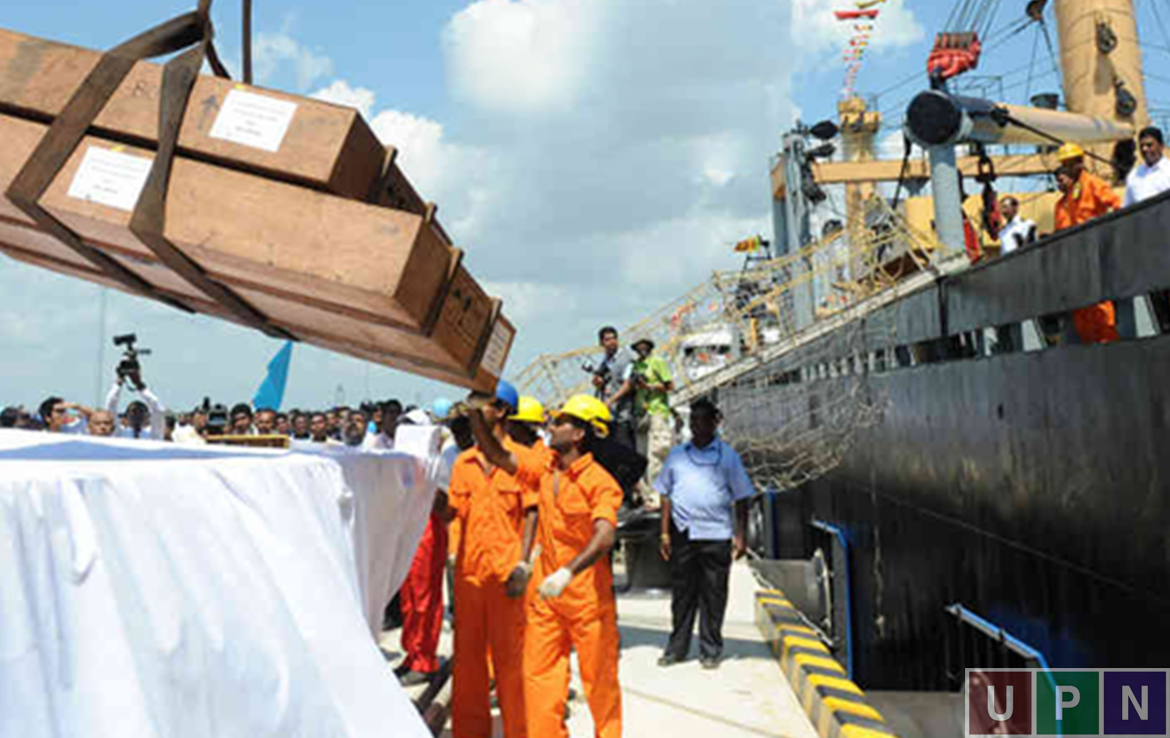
[
  {"xmin": 1054, "ymin": 170, "xmax": 1123, "ymax": 344},
  {"xmin": 399, "ymin": 508, "xmax": 448, "ymax": 673},
  {"xmin": 449, "ymin": 439, "xmax": 539, "ymax": 738},
  {"xmin": 516, "ymin": 451, "xmax": 624, "ymax": 738}
]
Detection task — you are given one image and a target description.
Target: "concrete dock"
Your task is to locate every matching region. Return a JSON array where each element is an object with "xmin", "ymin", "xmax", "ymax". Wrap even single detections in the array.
[
  {"xmin": 566, "ymin": 561, "xmax": 819, "ymax": 738},
  {"xmin": 385, "ymin": 561, "xmax": 818, "ymax": 737}
]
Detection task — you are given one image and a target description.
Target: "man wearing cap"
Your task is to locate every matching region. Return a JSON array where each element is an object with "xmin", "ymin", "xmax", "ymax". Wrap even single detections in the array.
[
  {"xmin": 470, "ymin": 394, "xmax": 623, "ymax": 738},
  {"xmin": 431, "ymin": 397, "xmax": 454, "ymax": 425},
  {"xmin": 508, "ymin": 396, "xmax": 550, "ymax": 457},
  {"xmin": 448, "ymin": 380, "xmax": 538, "ymax": 738},
  {"xmin": 1054, "ymin": 144, "xmax": 1122, "ymax": 344},
  {"xmin": 632, "ymin": 337, "xmax": 675, "ymax": 507},
  {"xmin": 1054, "ymin": 143, "xmax": 1120, "ymax": 231}
]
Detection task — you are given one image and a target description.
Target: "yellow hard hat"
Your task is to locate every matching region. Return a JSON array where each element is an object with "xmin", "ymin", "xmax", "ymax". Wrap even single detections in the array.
[
  {"xmin": 552, "ymin": 395, "xmax": 612, "ymax": 438},
  {"xmin": 1057, "ymin": 143, "xmax": 1085, "ymax": 162},
  {"xmin": 509, "ymin": 396, "xmax": 547, "ymax": 425}
]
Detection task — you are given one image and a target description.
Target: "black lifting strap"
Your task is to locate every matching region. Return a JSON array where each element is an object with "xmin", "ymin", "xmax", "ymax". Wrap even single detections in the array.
[{"xmin": 6, "ymin": 1, "xmax": 293, "ymax": 341}]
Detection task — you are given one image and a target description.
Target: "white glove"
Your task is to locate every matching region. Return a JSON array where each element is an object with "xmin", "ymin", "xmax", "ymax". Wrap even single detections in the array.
[{"xmin": 538, "ymin": 567, "xmax": 573, "ymax": 599}]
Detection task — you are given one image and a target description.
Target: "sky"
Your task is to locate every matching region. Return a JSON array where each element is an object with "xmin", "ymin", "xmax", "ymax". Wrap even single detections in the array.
[{"xmin": 4, "ymin": 0, "xmax": 1170, "ymax": 413}]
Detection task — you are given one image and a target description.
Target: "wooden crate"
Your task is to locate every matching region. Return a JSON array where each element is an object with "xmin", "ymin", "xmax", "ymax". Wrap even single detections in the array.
[
  {"xmin": 0, "ymin": 115, "xmax": 513, "ymax": 388},
  {"xmin": 0, "ymin": 27, "xmax": 383, "ymax": 200},
  {"xmin": 0, "ymin": 230, "xmax": 513, "ymax": 393}
]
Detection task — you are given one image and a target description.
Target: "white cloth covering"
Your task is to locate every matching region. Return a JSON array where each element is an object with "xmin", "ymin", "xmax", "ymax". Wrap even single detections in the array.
[{"xmin": 0, "ymin": 430, "xmax": 436, "ymax": 738}]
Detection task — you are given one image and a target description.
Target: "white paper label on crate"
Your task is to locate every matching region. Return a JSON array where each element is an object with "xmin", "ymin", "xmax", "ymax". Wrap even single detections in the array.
[
  {"xmin": 209, "ymin": 89, "xmax": 297, "ymax": 153},
  {"xmin": 66, "ymin": 146, "xmax": 153, "ymax": 212},
  {"xmin": 480, "ymin": 320, "xmax": 514, "ymax": 378}
]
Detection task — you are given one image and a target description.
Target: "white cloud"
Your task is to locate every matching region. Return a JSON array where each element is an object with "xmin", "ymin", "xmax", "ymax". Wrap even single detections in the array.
[
  {"xmin": 312, "ymin": 79, "xmax": 503, "ymax": 239},
  {"xmin": 481, "ymin": 281, "xmax": 579, "ymax": 325},
  {"xmin": 368, "ymin": 110, "xmax": 450, "ymax": 188},
  {"xmin": 329, "ymin": 0, "xmax": 796, "ymax": 370},
  {"xmin": 311, "ymin": 80, "xmax": 376, "ymax": 119},
  {"xmin": 253, "ymin": 31, "xmax": 334, "ymax": 91},
  {"xmin": 443, "ymin": 0, "xmax": 605, "ymax": 115}
]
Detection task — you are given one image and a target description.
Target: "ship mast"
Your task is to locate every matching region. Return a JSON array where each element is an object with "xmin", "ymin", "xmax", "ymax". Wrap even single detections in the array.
[
  {"xmin": 1053, "ymin": 0, "xmax": 1148, "ymax": 167},
  {"xmin": 1054, "ymin": 0, "xmax": 1148, "ymax": 125},
  {"xmin": 838, "ymin": 98, "xmax": 881, "ymax": 225}
]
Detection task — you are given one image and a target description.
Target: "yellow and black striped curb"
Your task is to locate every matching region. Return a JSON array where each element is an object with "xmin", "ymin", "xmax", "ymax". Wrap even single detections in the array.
[{"xmin": 755, "ymin": 589, "xmax": 899, "ymax": 738}]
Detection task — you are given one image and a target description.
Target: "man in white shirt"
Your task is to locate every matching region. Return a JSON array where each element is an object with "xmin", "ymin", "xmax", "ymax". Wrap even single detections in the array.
[
  {"xmin": 362, "ymin": 399, "xmax": 403, "ymax": 451},
  {"xmin": 105, "ymin": 369, "xmax": 166, "ymax": 440},
  {"xmin": 998, "ymin": 196, "xmax": 1037, "ymax": 255},
  {"xmin": 1120, "ymin": 126, "xmax": 1170, "ymax": 336},
  {"xmin": 1124, "ymin": 126, "xmax": 1170, "ymax": 207}
]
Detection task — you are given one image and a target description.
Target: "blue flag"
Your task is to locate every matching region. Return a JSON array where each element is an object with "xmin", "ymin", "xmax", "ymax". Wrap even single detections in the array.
[{"xmin": 253, "ymin": 341, "xmax": 294, "ymax": 411}]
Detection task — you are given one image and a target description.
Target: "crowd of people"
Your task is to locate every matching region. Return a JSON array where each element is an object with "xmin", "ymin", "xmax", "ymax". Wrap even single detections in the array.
[
  {"xmin": 0, "ymin": 325, "xmax": 758, "ymax": 738},
  {"xmin": 0, "ymin": 365, "xmax": 430, "ymax": 450}
]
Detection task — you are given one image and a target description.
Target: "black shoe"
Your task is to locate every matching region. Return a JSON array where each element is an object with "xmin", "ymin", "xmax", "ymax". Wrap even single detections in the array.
[
  {"xmin": 400, "ymin": 670, "xmax": 434, "ymax": 687},
  {"xmin": 657, "ymin": 653, "xmax": 686, "ymax": 667},
  {"xmin": 700, "ymin": 656, "xmax": 721, "ymax": 670},
  {"xmin": 392, "ymin": 662, "xmax": 412, "ymax": 678}
]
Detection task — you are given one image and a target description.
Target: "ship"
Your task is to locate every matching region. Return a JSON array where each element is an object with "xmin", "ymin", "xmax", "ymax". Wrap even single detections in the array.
[{"xmin": 519, "ymin": 0, "xmax": 1170, "ymax": 731}]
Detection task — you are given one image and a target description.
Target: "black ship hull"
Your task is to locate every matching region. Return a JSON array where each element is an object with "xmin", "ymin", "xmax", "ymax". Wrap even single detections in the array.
[{"xmin": 721, "ymin": 190, "xmax": 1170, "ymax": 690}]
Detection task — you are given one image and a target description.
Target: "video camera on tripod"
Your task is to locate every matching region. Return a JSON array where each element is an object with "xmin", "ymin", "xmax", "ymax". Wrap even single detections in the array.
[{"xmin": 113, "ymin": 333, "xmax": 151, "ymax": 390}]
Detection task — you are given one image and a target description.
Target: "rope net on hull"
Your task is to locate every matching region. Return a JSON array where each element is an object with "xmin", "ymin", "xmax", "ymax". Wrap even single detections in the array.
[{"xmin": 517, "ymin": 199, "xmax": 955, "ymax": 491}]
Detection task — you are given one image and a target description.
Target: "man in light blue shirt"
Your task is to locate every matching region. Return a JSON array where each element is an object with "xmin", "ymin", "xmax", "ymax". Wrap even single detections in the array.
[{"xmin": 654, "ymin": 398, "xmax": 754, "ymax": 669}]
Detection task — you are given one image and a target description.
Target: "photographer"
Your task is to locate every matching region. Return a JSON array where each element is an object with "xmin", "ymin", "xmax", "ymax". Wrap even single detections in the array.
[
  {"xmin": 591, "ymin": 326, "xmax": 637, "ymax": 450},
  {"xmin": 104, "ymin": 369, "xmax": 166, "ymax": 440},
  {"xmin": 103, "ymin": 334, "xmax": 165, "ymax": 440}
]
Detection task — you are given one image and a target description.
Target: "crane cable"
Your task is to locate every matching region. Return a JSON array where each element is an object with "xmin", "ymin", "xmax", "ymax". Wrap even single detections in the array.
[
  {"xmin": 946, "ymin": 0, "xmax": 1003, "ymax": 38},
  {"xmin": 1023, "ymin": 19, "xmax": 1042, "ymax": 104}
]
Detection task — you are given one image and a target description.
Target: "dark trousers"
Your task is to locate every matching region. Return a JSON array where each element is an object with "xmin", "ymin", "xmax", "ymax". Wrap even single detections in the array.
[
  {"xmin": 611, "ymin": 420, "xmax": 637, "ymax": 451},
  {"xmin": 664, "ymin": 524, "xmax": 732, "ymax": 660}
]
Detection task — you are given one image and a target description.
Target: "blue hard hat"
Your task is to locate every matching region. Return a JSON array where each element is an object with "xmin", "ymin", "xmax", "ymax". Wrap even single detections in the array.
[
  {"xmin": 431, "ymin": 397, "xmax": 454, "ymax": 419},
  {"xmin": 495, "ymin": 380, "xmax": 519, "ymax": 413}
]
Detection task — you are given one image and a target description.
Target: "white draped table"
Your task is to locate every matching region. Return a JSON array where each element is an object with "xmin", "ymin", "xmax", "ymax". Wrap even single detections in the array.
[{"xmin": 0, "ymin": 429, "xmax": 438, "ymax": 738}]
